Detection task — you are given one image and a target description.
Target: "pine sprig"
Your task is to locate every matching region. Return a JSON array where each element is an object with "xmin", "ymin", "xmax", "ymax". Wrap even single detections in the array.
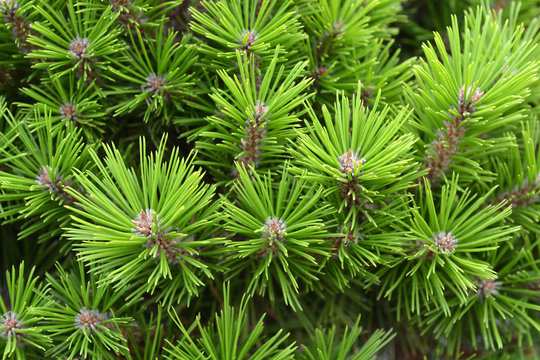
[
  {"xmin": 189, "ymin": 0, "xmax": 306, "ymax": 71},
  {"xmin": 18, "ymin": 72, "xmax": 107, "ymax": 139},
  {"xmin": 405, "ymin": 6, "xmax": 540, "ymax": 184},
  {"xmin": 32, "ymin": 262, "xmax": 133, "ymax": 360},
  {"xmin": 377, "ymin": 175, "xmax": 518, "ymax": 319},
  {"xmin": 107, "ymin": 24, "xmax": 196, "ymax": 124},
  {"xmin": 290, "ymin": 86, "xmax": 419, "ymax": 227},
  {"xmin": 27, "ymin": 0, "xmax": 125, "ymax": 82},
  {"xmin": 192, "ymin": 49, "xmax": 312, "ymax": 182},
  {"xmin": 0, "ymin": 262, "xmax": 50, "ymax": 360},
  {"xmin": 0, "ymin": 105, "xmax": 95, "ymax": 241},
  {"xmin": 299, "ymin": 0, "xmax": 374, "ymax": 60},
  {"xmin": 221, "ymin": 163, "xmax": 334, "ymax": 311},
  {"xmin": 420, "ymin": 233, "xmax": 540, "ymax": 354},
  {"xmin": 66, "ymin": 135, "xmax": 222, "ymax": 303}
]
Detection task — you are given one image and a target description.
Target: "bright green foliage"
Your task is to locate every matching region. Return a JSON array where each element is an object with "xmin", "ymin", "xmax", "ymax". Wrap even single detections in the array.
[
  {"xmin": 316, "ymin": 203, "xmax": 411, "ymax": 293},
  {"xmin": 27, "ymin": 1, "xmax": 125, "ymax": 81},
  {"xmin": 107, "ymin": 25, "xmax": 196, "ymax": 123},
  {"xmin": 298, "ymin": 316, "xmax": 395, "ymax": 360},
  {"xmin": 420, "ymin": 234, "xmax": 540, "ymax": 353},
  {"xmin": 300, "ymin": 0, "xmax": 375, "ymax": 56},
  {"xmin": 66, "ymin": 136, "xmax": 221, "ymax": 303},
  {"xmin": 222, "ymin": 164, "xmax": 333, "ymax": 310},
  {"xmin": 84, "ymin": 0, "xmax": 182, "ymax": 31},
  {"xmin": 405, "ymin": 6, "xmax": 539, "ymax": 184},
  {"xmin": 0, "ymin": 0, "xmax": 539, "ymax": 359},
  {"xmin": 482, "ymin": 119, "xmax": 540, "ymax": 234},
  {"xmin": 298, "ymin": 0, "xmax": 412, "ymax": 107},
  {"xmin": 165, "ymin": 284, "xmax": 297, "ymax": 360},
  {"xmin": 0, "ymin": 104, "xmax": 95, "ymax": 241},
  {"xmin": 378, "ymin": 176, "xmax": 518, "ymax": 318},
  {"xmin": 190, "ymin": 0, "xmax": 306, "ymax": 70},
  {"xmin": 33, "ymin": 262, "xmax": 133, "ymax": 360},
  {"xmin": 291, "ymin": 88, "xmax": 419, "ymax": 226},
  {"xmin": 0, "ymin": 263, "xmax": 50, "ymax": 360},
  {"xmin": 18, "ymin": 74, "xmax": 106, "ymax": 139},
  {"xmin": 191, "ymin": 50, "xmax": 312, "ymax": 182},
  {"xmin": 125, "ymin": 305, "xmax": 168, "ymax": 360}
]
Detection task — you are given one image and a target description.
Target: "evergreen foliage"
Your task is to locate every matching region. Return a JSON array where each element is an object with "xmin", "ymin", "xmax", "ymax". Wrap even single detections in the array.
[{"xmin": 0, "ymin": 0, "xmax": 538, "ymax": 359}]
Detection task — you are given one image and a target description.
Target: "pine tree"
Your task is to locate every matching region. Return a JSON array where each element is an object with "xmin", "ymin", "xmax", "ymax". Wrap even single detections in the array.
[{"xmin": 0, "ymin": 1, "xmax": 539, "ymax": 359}]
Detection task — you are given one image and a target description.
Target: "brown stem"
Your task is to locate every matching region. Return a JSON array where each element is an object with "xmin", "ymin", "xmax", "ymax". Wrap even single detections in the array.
[{"xmin": 423, "ymin": 85, "xmax": 484, "ymax": 182}]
